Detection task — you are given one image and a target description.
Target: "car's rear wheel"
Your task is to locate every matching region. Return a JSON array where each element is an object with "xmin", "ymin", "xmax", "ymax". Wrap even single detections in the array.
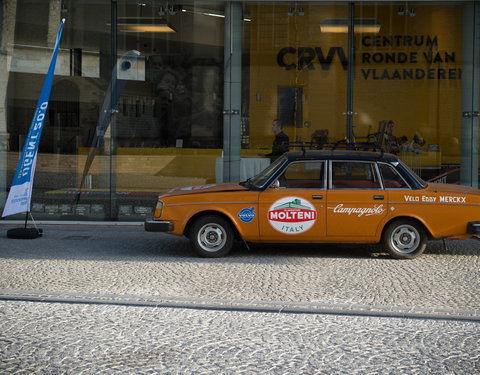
[
  {"xmin": 382, "ymin": 219, "xmax": 427, "ymax": 259},
  {"xmin": 190, "ymin": 215, "xmax": 234, "ymax": 258}
]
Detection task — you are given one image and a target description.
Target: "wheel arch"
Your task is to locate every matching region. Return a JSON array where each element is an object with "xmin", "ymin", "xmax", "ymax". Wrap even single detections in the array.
[
  {"xmin": 184, "ymin": 210, "xmax": 242, "ymax": 240},
  {"xmin": 381, "ymin": 215, "xmax": 433, "ymax": 240}
]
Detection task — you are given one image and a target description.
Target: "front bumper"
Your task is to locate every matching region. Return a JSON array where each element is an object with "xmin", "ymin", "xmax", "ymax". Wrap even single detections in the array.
[
  {"xmin": 467, "ymin": 221, "xmax": 480, "ymax": 237},
  {"xmin": 145, "ymin": 217, "xmax": 174, "ymax": 232}
]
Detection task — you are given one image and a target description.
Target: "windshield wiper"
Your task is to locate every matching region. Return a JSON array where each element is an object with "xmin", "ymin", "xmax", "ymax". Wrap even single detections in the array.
[
  {"xmin": 241, "ymin": 177, "xmax": 256, "ymax": 189},
  {"xmin": 240, "ymin": 177, "xmax": 251, "ymax": 187}
]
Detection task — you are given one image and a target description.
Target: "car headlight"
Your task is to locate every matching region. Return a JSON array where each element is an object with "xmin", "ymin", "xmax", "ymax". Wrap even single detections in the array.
[{"xmin": 154, "ymin": 200, "xmax": 164, "ymax": 218}]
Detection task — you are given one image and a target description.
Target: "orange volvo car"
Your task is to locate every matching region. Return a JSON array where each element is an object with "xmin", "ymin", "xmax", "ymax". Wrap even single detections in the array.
[{"xmin": 145, "ymin": 151, "xmax": 480, "ymax": 259}]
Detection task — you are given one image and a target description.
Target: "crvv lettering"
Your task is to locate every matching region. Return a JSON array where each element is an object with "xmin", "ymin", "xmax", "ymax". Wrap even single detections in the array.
[{"xmin": 277, "ymin": 46, "xmax": 348, "ymax": 71}]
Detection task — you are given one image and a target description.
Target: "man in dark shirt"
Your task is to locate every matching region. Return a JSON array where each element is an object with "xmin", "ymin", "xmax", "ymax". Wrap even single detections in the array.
[{"xmin": 265, "ymin": 119, "xmax": 289, "ymax": 161}]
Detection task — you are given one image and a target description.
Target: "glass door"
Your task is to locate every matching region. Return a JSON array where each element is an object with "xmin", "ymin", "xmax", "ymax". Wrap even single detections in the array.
[
  {"xmin": 113, "ymin": 0, "xmax": 225, "ymax": 220},
  {"xmin": 459, "ymin": 1, "xmax": 479, "ymax": 188},
  {"xmin": 353, "ymin": 1, "xmax": 479, "ymax": 187},
  {"xmin": 241, "ymin": 2, "xmax": 349, "ymax": 164},
  {"xmin": 2, "ymin": 0, "xmax": 112, "ymax": 221}
]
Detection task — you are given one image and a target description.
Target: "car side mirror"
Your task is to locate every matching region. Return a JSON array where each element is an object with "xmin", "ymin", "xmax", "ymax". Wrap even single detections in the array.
[{"xmin": 269, "ymin": 179, "xmax": 280, "ymax": 189}]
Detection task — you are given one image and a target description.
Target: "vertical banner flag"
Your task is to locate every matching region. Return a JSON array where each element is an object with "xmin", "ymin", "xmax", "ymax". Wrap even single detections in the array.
[{"xmin": 2, "ymin": 18, "xmax": 66, "ymax": 217}]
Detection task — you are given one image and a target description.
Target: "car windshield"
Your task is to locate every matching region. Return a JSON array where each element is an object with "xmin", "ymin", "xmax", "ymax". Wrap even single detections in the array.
[{"xmin": 242, "ymin": 156, "xmax": 287, "ymax": 189}]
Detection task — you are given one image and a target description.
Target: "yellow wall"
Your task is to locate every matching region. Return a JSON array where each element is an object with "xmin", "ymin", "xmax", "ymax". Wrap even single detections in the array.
[{"xmin": 249, "ymin": 4, "xmax": 463, "ymax": 162}]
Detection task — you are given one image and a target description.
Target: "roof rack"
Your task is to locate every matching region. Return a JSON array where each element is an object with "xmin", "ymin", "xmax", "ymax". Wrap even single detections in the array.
[
  {"xmin": 288, "ymin": 140, "xmax": 385, "ymax": 153},
  {"xmin": 288, "ymin": 120, "xmax": 391, "ymax": 156}
]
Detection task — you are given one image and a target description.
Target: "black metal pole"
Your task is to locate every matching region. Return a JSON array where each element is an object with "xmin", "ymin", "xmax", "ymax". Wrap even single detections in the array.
[
  {"xmin": 346, "ymin": 2, "xmax": 355, "ymax": 146},
  {"xmin": 110, "ymin": 0, "xmax": 118, "ymax": 220}
]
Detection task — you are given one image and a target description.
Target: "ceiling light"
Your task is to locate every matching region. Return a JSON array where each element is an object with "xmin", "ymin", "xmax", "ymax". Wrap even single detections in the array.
[
  {"xmin": 115, "ymin": 18, "xmax": 176, "ymax": 33},
  {"xmin": 180, "ymin": 6, "xmax": 250, "ymax": 22},
  {"xmin": 320, "ymin": 18, "xmax": 381, "ymax": 33}
]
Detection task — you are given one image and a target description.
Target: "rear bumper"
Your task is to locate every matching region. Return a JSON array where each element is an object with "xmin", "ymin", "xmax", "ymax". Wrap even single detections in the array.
[
  {"xmin": 467, "ymin": 221, "xmax": 480, "ymax": 236},
  {"xmin": 145, "ymin": 217, "xmax": 174, "ymax": 232}
]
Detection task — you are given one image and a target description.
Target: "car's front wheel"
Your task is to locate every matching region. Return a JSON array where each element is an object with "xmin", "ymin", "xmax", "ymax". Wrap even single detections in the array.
[
  {"xmin": 189, "ymin": 215, "xmax": 234, "ymax": 258},
  {"xmin": 381, "ymin": 219, "xmax": 427, "ymax": 259}
]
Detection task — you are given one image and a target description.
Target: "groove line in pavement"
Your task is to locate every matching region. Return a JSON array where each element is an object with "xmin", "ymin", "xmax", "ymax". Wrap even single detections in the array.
[{"xmin": 0, "ymin": 289, "xmax": 478, "ymax": 322}]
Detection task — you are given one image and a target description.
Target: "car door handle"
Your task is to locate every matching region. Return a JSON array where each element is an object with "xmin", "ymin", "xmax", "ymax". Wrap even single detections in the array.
[
  {"xmin": 373, "ymin": 195, "xmax": 384, "ymax": 200},
  {"xmin": 312, "ymin": 195, "xmax": 323, "ymax": 200}
]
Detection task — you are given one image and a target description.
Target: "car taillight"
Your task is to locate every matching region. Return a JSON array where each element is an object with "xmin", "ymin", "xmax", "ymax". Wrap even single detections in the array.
[{"xmin": 154, "ymin": 201, "xmax": 163, "ymax": 218}]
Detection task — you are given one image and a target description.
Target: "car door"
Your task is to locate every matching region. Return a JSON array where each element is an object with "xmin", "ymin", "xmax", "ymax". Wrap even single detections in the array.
[
  {"xmin": 258, "ymin": 160, "xmax": 326, "ymax": 241},
  {"xmin": 326, "ymin": 160, "xmax": 388, "ymax": 241}
]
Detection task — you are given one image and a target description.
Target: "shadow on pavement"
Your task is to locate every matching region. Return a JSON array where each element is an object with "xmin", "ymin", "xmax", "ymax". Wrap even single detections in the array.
[{"xmin": 0, "ymin": 225, "xmax": 478, "ymax": 263}]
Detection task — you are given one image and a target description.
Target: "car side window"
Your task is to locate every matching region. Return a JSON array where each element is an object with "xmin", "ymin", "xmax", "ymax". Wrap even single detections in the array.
[
  {"xmin": 379, "ymin": 163, "xmax": 410, "ymax": 189},
  {"xmin": 331, "ymin": 161, "xmax": 381, "ymax": 189},
  {"xmin": 280, "ymin": 161, "xmax": 325, "ymax": 189}
]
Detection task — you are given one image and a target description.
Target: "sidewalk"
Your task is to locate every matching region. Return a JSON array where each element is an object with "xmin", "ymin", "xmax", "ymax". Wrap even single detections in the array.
[
  {"xmin": 1, "ymin": 223, "xmax": 479, "ymax": 320},
  {"xmin": 1, "ymin": 223, "xmax": 479, "ymax": 374}
]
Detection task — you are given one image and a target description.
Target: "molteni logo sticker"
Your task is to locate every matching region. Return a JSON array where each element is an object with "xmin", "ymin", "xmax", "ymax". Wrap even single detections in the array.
[{"xmin": 268, "ymin": 197, "xmax": 317, "ymax": 234}]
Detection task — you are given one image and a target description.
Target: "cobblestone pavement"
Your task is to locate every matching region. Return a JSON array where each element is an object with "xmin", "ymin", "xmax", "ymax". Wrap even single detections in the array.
[
  {"xmin": 1, "ymin": 301, "xmax": 479, "ymax": 374},
  {"xmin": 0, "ymin": 224, "xmax": 479, "ymax": 373}
]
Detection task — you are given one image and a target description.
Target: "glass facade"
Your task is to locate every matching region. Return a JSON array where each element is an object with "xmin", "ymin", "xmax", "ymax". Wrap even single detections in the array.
[{"xmin": 1, "ymin": 0, "xmax": 479, "ymax": 221}]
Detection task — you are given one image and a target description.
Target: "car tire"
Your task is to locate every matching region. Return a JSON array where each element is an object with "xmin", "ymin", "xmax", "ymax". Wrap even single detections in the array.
[
  {"xmin": 381, "ymin": 219, "xmax": 427, "ymax": 259},
  {"xmin": 189, "ymin": 215, "xmax": 234, "ymax": 258}
]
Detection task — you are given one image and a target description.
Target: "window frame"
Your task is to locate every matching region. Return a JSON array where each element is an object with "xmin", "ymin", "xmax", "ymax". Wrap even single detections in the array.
[{"xmin": 378, "ymin": 162, "xmax": 412, "ymax": 190}]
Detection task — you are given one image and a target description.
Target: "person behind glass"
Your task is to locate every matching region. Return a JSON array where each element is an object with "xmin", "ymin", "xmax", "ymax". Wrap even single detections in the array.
[
  {"xmin": 261, "ymin": 119, "xmax": 289, "ymax": 161},
  {"xmin": 154, "ymin": 70, "xmax": 178, "ymax": 147}
]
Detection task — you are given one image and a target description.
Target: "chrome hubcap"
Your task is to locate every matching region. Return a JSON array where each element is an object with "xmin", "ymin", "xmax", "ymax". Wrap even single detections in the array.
[
  {"xmin": 198, "ymin": 224, "xmax": 226, "ymax": 252},
  {"xmin": 390, "ymin": 225, "xmax": 420, "ymax": 254}
]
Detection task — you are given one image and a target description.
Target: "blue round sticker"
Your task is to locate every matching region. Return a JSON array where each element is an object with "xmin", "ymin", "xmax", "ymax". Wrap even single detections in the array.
[{"xmin": 238, "ymin": 207, "xmax": 256, "ymax": 223}]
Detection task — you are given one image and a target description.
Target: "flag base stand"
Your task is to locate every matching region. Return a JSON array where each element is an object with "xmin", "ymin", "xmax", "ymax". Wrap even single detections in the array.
[
  {"xmin": 6, "ymin": 212, "xmax": 43, "ymax": 239},
  {"xmin": 7, "ymin": 227, "xmax": 43, "ymax": 239}
]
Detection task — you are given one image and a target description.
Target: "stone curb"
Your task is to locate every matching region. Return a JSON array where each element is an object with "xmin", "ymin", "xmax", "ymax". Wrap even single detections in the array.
[{"xmin": 1, "ymin": 289, "xmax": 478, "ymax": 323}]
